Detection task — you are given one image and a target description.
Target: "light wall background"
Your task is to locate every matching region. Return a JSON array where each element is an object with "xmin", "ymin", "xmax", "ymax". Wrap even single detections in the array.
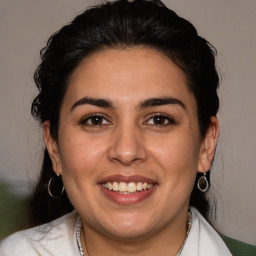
[{"xmin": 0, "ymin": 0, "xmax": 255, "ymax": 245}]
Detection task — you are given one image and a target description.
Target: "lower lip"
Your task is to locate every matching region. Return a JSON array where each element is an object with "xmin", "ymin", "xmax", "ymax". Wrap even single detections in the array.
[{"xmin": 99, "ymin": 185, "xmax": 157, "ymax": 205}]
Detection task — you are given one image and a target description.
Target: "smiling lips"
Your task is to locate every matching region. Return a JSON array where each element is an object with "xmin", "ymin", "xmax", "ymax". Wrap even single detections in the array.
[
  {"xmin": 99, "ymin": 175, "xmax": 157, "ymax": 204},
  {"xmin": 102, "ymin": 181, "xmax": 154, "ymax": 194}
]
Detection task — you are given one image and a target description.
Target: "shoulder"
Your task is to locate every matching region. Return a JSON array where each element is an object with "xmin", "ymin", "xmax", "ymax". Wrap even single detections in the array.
[
  {"xmin": 0, "ymin": 211, "xmax": 79, "ymax": 256},
  {"xmin": 189, "ymin": 207, "xmax": 256, "ymax": 256},
  {"xmin": 220, "ymin": 234, "xmax": 256, "ymax": 256},
  {"xmin": 0, "ymin": 231, "xmax": 32, "ymax": 255},
  {"xmin": 187, "ymin": 207, "xmax": 232, "ymax": 255}
]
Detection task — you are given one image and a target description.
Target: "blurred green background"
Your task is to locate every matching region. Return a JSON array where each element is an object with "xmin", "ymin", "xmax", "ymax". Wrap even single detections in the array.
[{"xmin": 0, "ymin": 181, "xmax": 31, "ymax": 240}]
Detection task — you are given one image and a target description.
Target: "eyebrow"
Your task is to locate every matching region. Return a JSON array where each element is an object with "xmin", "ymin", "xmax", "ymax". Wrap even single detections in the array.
[
  {"xmin": 70, "ymin": 97, "xmax": 114, "ymax": 111},
  {"xmin": 70, "ymin": 96, "xmax": 186, "ymax": 112},
  {"xmin": 140, "ymin": 97, "xmax": 186, "ymax": 110}
]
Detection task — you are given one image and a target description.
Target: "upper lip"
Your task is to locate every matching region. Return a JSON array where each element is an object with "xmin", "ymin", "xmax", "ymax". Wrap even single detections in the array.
[{"xmin": 98, "ymin": 175, "xmax": 157, "ymax": 184}]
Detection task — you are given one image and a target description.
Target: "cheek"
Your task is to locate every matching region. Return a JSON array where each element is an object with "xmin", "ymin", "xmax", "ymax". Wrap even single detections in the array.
[
  {"xmin": 147, "ymin": 130, "xmax": 200, "ymax": 201},
  {"xmin": 58, "ymin": 133, "xmax": 108, "ymax": 208},
  {"xmin": 58, "ymin": 131, "xmax": 107, "ymax": 178},
  {"xmin": 148, "ymin": 132, "xmax": 200, "ymax": 173}
]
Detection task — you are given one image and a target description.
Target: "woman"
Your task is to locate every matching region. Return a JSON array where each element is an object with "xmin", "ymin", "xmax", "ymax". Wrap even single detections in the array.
[{"xmin": 0, "ymin": 0, "xmax": 254, "ymax": 255}]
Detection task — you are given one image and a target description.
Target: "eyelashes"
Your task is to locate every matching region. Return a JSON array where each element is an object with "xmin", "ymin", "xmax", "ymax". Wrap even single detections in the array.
[
  {"xmin": 80, "ymin": 114, "xmax": 111, "ymax": 126},
  {"xmin": 80, "ymin": 113, "xmax": 177, "ymax": 128},
  {"xmin": 145, "ymin": 114, "xmax": 177, "ymax": 126}
]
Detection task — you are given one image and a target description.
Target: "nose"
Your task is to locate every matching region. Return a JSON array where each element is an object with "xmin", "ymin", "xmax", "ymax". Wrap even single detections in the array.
[{"xmin": 107, "ymin": 124, "xmax": 147, "ymax": 166}]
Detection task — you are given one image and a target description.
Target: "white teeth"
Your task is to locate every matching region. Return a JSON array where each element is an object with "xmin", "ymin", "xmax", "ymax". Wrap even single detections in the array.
[
  {"xmin": 101, "ymin": 181, "xmax": 154, "ymax": 193},
  {"xmin": 112, "ymin": 182, "xmax": 119, "ymax": 191},
  {"xmin": 142, "ymin": 183, "xmax": 148, "ymax": 190},
  {"xmin": 107, "ymin": 182, "xmax": 113, "ymax": 190},
  {"xmin": 147, "ymin": 184, "xmax": 153, "ymax": 189},
  {"xmin": 137, "ymin": 182, "xmax": 143, "ymax": 191},
  {"xmin": 119, "ymin": 182, "xmax": 127, "ymax": 192},
  {"xmin": 127, "ymin": 182, "xmax": 137, "ymax": 193}
]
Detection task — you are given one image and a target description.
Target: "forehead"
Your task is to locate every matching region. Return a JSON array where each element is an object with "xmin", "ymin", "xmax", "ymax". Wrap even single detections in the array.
[{"xmin": 65, "ymin": 47, "xmax": 195, "ymax": 108}]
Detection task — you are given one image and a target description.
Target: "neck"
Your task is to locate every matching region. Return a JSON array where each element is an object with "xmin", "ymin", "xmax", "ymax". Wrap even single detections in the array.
[{"xmin": 80, "ymin": 210, "xmax": 189, "ymax": 256}]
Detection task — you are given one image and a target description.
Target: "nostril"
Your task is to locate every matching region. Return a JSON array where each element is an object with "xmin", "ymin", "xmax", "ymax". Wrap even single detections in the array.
[
  {"xmin": 107, "ymin": 131, "xmax": 147, "ymax": 165},
  {"xmin": 108, "ymin": 147, "xmax": 147, "ymax": 165},
  {"xmin": 111, "ymin": 156, "xmax": 144, "ymax": 166}
]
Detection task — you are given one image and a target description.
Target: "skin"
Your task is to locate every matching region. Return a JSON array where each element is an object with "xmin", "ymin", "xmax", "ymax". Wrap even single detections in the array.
[{"xmin": 44, "ymin": 47, "xmax": 219, "ymax": 256}]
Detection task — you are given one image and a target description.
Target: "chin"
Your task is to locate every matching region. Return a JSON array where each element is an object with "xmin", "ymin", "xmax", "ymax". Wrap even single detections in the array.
[
  {"xmin": 104, "ymin": 226, "xmax": 155, "ymax": 241},
  {"xmin": 97, "ymin": 214, "xmax": 158, "ymax": 241}
]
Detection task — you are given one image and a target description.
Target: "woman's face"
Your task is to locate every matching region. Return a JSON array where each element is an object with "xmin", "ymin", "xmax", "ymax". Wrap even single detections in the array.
[{"xmin": 45, "ymin": 47, "xmax": 218, "ymax": 240}]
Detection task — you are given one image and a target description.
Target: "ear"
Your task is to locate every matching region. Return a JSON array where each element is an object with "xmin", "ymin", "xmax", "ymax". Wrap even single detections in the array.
[
  {"xmin": 197, "ymin": 117, "xmax": 219, "ymax": 173},
  {"xmin": 43, "ymin": 121, "xmax": 63, "ymax": 175}
]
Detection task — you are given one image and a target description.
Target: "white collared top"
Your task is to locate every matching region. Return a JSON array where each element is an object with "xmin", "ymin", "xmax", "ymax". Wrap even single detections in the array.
[{"xmin": 0, "ymin": 207, "xmax": 232, "ymax": 256}]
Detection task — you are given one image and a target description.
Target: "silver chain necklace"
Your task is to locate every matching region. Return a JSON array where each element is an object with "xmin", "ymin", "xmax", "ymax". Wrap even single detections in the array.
[{"xmin": 176, "ymin": 211, "xmax": 192, "ymax": 256}]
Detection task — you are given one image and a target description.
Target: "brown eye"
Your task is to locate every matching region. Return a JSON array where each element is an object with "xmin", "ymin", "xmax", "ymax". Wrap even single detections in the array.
[
  {"xmin": 146, "ymin": 115, "xmax": 176, "ymax": 126},
  {"xmin": 82, "ymin": 115, "xmax": 110, "ymax": 126},
  {"xmin": 153, "ymin": 116, "xmax": 167, "ymax": 125},
  {"xmin": 90, "ymin": 116, "xmax": 103, "ymax": 125}
]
